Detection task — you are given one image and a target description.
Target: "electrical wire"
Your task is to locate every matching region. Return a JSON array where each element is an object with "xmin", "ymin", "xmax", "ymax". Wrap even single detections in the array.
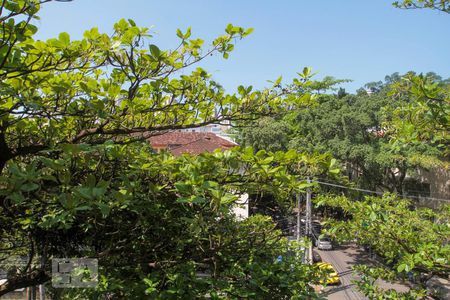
[
  {"xmin": 313, "ymin": 180, "xmax": 384, "ymax": 195},
  {"xmin": 317, "ymin": 177, "xmax": 445, "ymax": 197},
  {"xmin": 312, "ymin": 180, "xmax": 450, "ymax": 202}
]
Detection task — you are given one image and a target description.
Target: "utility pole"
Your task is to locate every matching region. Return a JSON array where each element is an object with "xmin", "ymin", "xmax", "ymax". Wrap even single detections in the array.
[
  {"xmin": 305, "ymin": 177, "xmax": 313, "ymax": 264},
  {"xmin": 39, "ymin": 256, "xmax": 45, "ymax": 300},
  {"xmin": 306, "ymin": 177, "xmax": 312, "ymax": 237},
  {"xmin": 296, "ymin": 192, "xmax": 301, "ymax": 243},
  {"xmin": 29, "ymin": 286, "xmax": 36, "ymax": 300}
]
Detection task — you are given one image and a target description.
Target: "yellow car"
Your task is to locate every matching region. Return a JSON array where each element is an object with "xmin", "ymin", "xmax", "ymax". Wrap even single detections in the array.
[{"xmin": 316, "ymin": 262, "xmax": 340, "ymax": 285}]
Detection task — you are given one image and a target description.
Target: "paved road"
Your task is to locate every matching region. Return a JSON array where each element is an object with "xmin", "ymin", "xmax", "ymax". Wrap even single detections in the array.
[
  {"xmin": 317, "ymin": 243, "xmax": 410, "ymax": 300},
  {"xmin": 317, "ymin": 244, "xmax": 367, "ymax": 300}
]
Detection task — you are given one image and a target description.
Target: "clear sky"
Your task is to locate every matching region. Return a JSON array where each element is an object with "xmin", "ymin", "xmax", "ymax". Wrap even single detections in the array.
[{"xmin": 35, "ymin": 0, "xmax": 450, "ymax": 93}]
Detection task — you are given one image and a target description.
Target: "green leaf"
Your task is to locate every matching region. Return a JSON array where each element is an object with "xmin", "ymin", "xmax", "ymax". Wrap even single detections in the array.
[
  {"xmin": 59, "ymin": 32, "xmax": 70, "ymax": 46},
  {"xmin": 174, "ymin": 182, "xmax": 191, "ymax": 193},
  {"xmin": 245, "ymin": 28, "xmax": 254, "ymax": 35},
  {"xmin": 190, "ymin": 196, "xmax": 206, "ymax": 204},
  {"xmin": 274, "ymin": 76, "xmax": 282, "ymax": 87},
  {"xmin": 404, "ymin": 264, "xmax": 410, "ymax": 272},
  {"xmin": 176, "ymin": 197, "xmax": 190, "ymax": 203},
  {"xmin": 297, "ymin": 182, "xmax": 313, "ymax": 189},
  {"xmin": 98, "ymin": 203, "xmax": 110, "ymax": 217},
  {"xmin": 21, "ymin": 182, "xmax": 39, "ymax": 192},
  {"xmin": 76, "ymin": 187, "xmax": 94, "ymax": 200},
  {"xmin": 75, "ymin": 205, "xmax": 92, "ymax": 211},
  {"xmin": 329, "ymin": 168, "xmax": 340, "ymax": 174},
  {"xmin": 92, "ymin": 187, "xmax": 106, "ymax": 198},
  {"xmin": 149, "ymin": 44, "xmax": 161, "ymax": 58},
  {"xmin": 225, "ymin": 23, "xmax": 234, "ymax": 34},
  {"xmin": 176, "ymin": 28, "xmax": 183, "ymax": 39},
  {"xmin": 8, "ymin": 192, "xmax": 25, "ymax": 204},
  {"xmin": 238, "ymin": 85, "xmax": 245, "ymax": 95},
  {"xmin": 185, "ymin": 27, "xmax": 192, "ymax": 39},
  {"xmin": 303, "ymin": 67, "xmax": 311, "ymax": 77},
  {"xmin": 40, "ymin": 157, "xmax": 65, "ymax": 171}
]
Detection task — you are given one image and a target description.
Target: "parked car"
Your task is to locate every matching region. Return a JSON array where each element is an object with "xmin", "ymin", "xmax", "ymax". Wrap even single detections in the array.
[
  {"xmin": 316, "ymin": 262, "xmax": 340, "ymax": 285},
  {"xmin": 315, "ymin": 235, "xmax": 333, "ymax": 250}
]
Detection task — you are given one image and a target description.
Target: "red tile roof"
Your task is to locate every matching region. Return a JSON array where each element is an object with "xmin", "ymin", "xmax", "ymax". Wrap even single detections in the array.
[{"xmin": 148, "ymin": 131, "xmax": 237, "ymax": 156}]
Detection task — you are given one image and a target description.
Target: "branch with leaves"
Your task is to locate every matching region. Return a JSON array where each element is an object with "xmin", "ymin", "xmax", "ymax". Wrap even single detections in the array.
[{"xmin": 393, "ymin": 0, "xmax": 450, "ymax": 13}]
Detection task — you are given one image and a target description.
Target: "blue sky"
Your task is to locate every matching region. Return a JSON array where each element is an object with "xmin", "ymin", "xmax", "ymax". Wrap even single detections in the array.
[{"xmin": 35, "ymin": 0, "xmax": 450, "ymax": 93}]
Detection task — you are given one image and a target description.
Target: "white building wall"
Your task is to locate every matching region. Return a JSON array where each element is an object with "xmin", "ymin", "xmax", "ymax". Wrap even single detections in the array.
[
  {"xmin": 181, "ymin": 124, "xmax": 234, "ymax": 142},
  {"xmin": 232, "ymin": 193, "xmax": 249, "ymax": 220}
]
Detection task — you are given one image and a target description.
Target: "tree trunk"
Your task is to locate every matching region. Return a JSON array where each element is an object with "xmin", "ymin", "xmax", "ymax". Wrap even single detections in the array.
[{"xmin": 0, "ymin": 270, "xmax": 50, "ymax": 297}]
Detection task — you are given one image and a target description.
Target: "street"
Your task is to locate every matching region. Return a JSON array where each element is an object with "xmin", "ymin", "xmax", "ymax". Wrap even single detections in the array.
[{"xmin": 317, "ymin": 243, "xmax": 410, "ymax": 300}]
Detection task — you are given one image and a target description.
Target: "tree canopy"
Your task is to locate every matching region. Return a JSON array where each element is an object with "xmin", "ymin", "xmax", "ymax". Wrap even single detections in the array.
[
  {"xmin": 386, "ymin": 72, "xmax": 450, "ymax": 155},
  {"xmin": 1, "ymin": 1, "xmax": 449, "ymax": 299},
  {"xmin": 238, "ymin": 74, "xmax": 450, "ymax": 298},
  {"xmin": 393, "ymin": 0, "xmax": 450, "ymax": 13},
  {"xmin": 317, "ymin": 193, "xmax": 450, "ymax": 299},
  {"xmin": 239, "ymin": 75, "xmax": 446, "ymax": 194},
  {"xmin": 0, "ymin": 1, "xmax": 333, "ymax": 298}
]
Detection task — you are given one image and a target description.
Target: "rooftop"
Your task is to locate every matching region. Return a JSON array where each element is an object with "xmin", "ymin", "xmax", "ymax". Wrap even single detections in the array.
[{"xmin": 148, "ymin": 131, "xmax": 238, "ymax": 156}]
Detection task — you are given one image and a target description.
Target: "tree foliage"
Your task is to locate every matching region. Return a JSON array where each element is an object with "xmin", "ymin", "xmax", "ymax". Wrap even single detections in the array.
[
  {"xmin": 239, "ymin": 78, "xmax": 445, "ymax": 193},
  {"xmin": 0, "ymin": 1, "xmax": 334, "ymax": 298},
  {"xmin": 393, "ymin": 0, "xmax": 450, "ymax": 13},
  {"xmin": 296, "ymin": 88, "xmax": 446, "ymax": 192},
  {"xmin": 386, "ymin": 72, "xmax": 450, "ymax": 155},
  {"xmin": 317, "ymin": 194, "xmax": 450, "ymax": 299},
  {"xmin": 237, "ymin": 117, "xmax": 292, "ymax": 152},
  {"xmin": 1, "ymin": 1, "xmax": 449, "ymax": 298}
]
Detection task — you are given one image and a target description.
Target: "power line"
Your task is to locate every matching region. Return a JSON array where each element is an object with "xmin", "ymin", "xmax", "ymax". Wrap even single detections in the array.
[
  {"xmin": 315, "ymin": 177, "xmax": 449, "ymax": 200},
  {"xmin": 401, "ymin": 194, "xmax": 450, "ymax": 203},
  {"xmin": 313, "ymin": 180, "xmax": 450, "ymax": 203},
  {"xmin": 402, "ymin": 189, "xmax": 442, "ymax": 197},
  {"xmin": 314, "ymin": 180, "xmax": 384, "ymax": 195}
]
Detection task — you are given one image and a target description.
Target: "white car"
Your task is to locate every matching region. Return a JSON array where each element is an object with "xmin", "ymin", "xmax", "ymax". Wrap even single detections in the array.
[{"xmin": 317, "ymin": 236, "xmax": 333, "ymax": 250}]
